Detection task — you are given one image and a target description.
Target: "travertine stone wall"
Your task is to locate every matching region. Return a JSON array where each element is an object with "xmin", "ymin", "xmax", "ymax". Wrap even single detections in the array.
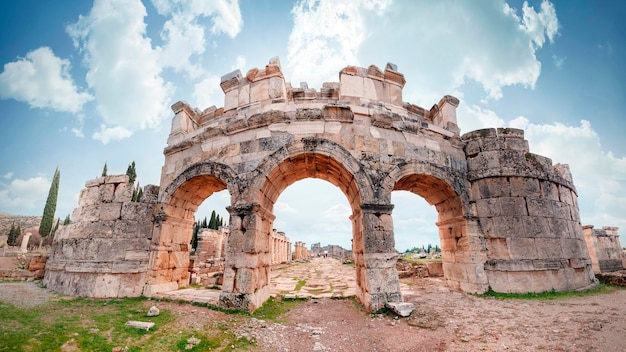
[
  {"xmin": 196, "ymin": 227, "xmax": 228, "ymax": 261},
  {"xmin": 463, "ymin": 128, "xmax": 596, "ymax": 293},
  {"xmin": 583, "ymin": 225, "xmax": 623, "ymax": 273},
  {"xmin": 43, "ymin": 175, "xmax": 158, "ymax": 298}
]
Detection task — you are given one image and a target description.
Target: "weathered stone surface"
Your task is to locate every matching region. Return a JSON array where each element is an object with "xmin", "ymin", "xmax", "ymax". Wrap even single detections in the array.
[
  {"xmin": 125, "ymin": 321, "xmax": 154, "ymax": 331},
  {"xmin": 45, "ymin": 58, "xmax": 597, "ymax": 313},
  {"xmin": 386, "ymin": 302, "xmax": 415, "ymax": 317}
]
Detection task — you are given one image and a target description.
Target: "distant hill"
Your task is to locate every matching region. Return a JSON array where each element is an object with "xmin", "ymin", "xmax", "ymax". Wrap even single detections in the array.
[{"xmin": 0, "ymin": 213, "xmax": 42, "ymax": 236}]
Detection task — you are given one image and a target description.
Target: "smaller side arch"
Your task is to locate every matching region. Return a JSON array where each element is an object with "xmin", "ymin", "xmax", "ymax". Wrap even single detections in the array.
[
  {"xmin": 383, "ymin": 161, "xmax": 489, "ymax": 293},
  {"xmin": 145, "ymin": 161, "xmax": 238, "ymax": 297}
]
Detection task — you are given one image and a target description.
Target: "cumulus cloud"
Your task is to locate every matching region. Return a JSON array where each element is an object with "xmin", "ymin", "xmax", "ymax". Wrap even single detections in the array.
[
  {"xmin": 67, "ymin": 0, "xmax": 173, "ymax": 141},
  {"xmin": 152, "ymin": 0, "xmax": 243, "ymax": 78},
  {"xmin": 3, "ymin": 172, "xmax": 13, "ymax": 179},
  {"xmin": 0, "ymin": 176, "xmax": 50, "ymax": 212},
  {"xmin": 192, "ymin": 74, "xmax": 221, "ymax": 110},
  {"xmin": 286, "ymin": 0, "xmax": 391, "ymax": 88},
  {"xmin": 92, "ymin": 125, "xmax": 133, "ymax": 144},
  {"xmin": 343, "ymin": 0, "xmax": 561, "ymax": 106},
  {"xmin": 0, "ymin": 47, "xmax": 92, "ymax": 113}
]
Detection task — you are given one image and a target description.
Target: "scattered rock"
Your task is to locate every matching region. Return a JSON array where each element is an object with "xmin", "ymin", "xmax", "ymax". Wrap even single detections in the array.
[
  {"xmin": 386, "ymin": 302, "xmax": 415, "ymax": 317},
  {"xmin": 146, "ymin": 305, "xmax": 160, "ymax": 317},
  {"xmin": 124, "ymin": 321, "xmax": 155, "ymax": 331}
]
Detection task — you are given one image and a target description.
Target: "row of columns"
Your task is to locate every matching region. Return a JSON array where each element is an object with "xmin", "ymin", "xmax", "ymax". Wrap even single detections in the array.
[
  {"xmin": 271, "ymin": 230, "xmax": 291, "ymax": 264},
  {"xmin": 293, "ymin": 241, "xmax": 309, "ymax": 259}
]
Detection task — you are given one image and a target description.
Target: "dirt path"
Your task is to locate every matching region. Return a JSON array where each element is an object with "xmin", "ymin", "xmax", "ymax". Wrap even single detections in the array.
[{"xmin": 1, "ymin": 259, "xmax": 625, "ymax": 351}]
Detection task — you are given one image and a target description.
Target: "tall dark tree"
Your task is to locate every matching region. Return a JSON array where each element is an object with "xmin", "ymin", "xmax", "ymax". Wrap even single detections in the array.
[
  {"xmin": 7, "ymin": 222, "xmax": 19, "ymax": 246},
  {"xmin": 63, "ymin": 214, "xmax": 71, "ymax": 225},
  {"xmin": 209, "ymin": 210, "xmax": 217, "ymax": 229},
  {"xmin": 191, "ymin": 221, "xmax": 200, "ymax": 249},
  {"xmin": 101, "ymin": 162, "xmax": 108, "ymax": 177},
  {"xmin": 126, "ymin": 161, "xmax": 137, "ymax": 184},
  {"xmin": 39, "ymin": 168, "xmax": 60, "ymax": 237}
]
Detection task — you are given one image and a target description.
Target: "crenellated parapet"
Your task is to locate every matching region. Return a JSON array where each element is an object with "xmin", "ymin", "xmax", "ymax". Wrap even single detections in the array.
[{"xmin": 165, "ymin": 58, "xmax": 461, "ymax": 154}]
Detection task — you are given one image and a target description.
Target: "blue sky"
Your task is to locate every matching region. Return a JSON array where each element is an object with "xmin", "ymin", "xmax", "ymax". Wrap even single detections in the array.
[{"xmin": 1, "ymin": 0, "xmax": 624, "ymax": 251}]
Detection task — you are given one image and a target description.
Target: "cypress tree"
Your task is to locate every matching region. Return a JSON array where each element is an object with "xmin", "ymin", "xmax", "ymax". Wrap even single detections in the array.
[
  {"xmin": 126, "ymin": 161, "xmax": 137, "ymax": 184},
  {"xmin": 7, "ymin": 222, "xmax": 18, "ymax": 246},
  {"xmin": 209, "ymin": 210, "xmax": 217, "ymax": 230},
  {"xmin": 39, "ymin": 168, "xmax": 60, "ymax": 237},
  {"xmin": 63, "ymin": 214, "xmax": 71, "ymax": 225},
  {"xmin": 101, "ymin": 162, "xmax": 108, "ymax": 177},
  {"xmin": 136, "ymin": 184, "xmax": 143, "ymax": 202}
]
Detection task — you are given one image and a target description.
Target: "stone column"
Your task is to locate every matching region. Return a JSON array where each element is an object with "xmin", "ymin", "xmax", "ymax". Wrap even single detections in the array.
[
  {"xmin": 359, "ymin": 203, "xmax": 401, "ymax": 312},
  {"xmin": 219, "ymin": 203, "xmax": 273, "ymax": 311},
  {"xmin": 20, "ymin": 232, "xmax": 32, "ymax": 253}
]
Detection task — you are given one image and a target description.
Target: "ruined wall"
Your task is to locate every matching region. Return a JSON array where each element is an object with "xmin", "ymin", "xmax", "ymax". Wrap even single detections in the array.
[
  {"xmin": 463, "ymin": 128, "xmax": 596, "ymax": 292},
  {"xmin": 271, "ymin": 230, "xmax": 291, "ymax": 264},
  {"xmin": 583, "ymin": 225, "xmax": 623, "ymax": 273},
  {"xmin": 44, "ymin": 175, "xmax": 158, "ymax": 298},
  {"xmin": 293, "ymin": 241, "xmax": 309, "ymax": 260},
  {"xmin": 196, "ymin": 227, "xmax": 228, "ymax": 261}
]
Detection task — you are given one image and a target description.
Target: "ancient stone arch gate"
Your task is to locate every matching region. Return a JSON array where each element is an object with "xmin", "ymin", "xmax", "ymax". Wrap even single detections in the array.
[{"xmin": 44, "ymin": 58, "xmax": 596, "ymax": 312}]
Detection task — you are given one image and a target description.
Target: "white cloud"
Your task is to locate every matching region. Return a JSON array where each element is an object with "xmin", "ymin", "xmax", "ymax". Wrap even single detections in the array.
[
  {"xmin": 192, "ymin": 74, "xmax": 221, "ymax": 110},
  {"xmin": 0, "ymin": 176, "xmax": 50, "ymax": 212},
  {"xmin": 232, "ymin": 55, "xmax": 246, "ymax": 71},
  {"xmin": 275, "ymin": 201, "xmax": 298, "ymax": 214},
  {"xmin": 286, "ymin": 0, "xmax": 391, "ymax": 89},
  {"xmin": 153, "ymin": 0, "xmax": 243, "ymax": 77},
  {"xmin": 67, "ymin": 0, "xmax": 173, "ymax": 142},
  {"xmin": 0, "ymin": 47, "xmax": 93, "ymax": 113},
  {"xmin": 349, "ymin": 0, "xmax": 560, "ymax": 106},
  {"xmin": 92, "ymin": 125, "xmax": 133, "ymax": 144},
  {"xmin": 458, "ymin": 104, "xmax": 507, "ymax": 133},
  {"xmin": 3, "ymin": 172, "xmax": 13, "ymax": 179}
]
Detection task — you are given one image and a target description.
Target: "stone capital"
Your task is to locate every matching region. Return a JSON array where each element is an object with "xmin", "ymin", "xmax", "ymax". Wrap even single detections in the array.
[{"xmin": 360, "ymin": 203, "xmax": 394, "ymax": 214}]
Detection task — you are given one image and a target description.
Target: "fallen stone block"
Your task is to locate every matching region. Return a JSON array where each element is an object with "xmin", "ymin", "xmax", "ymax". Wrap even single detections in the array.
[
  {"xmin": 385, "ymin": 302, "xmax": 415, "ymax": 317},
  {"xmin": 125, "ymin": 321, "xmax": 155, "ymax": 331}
]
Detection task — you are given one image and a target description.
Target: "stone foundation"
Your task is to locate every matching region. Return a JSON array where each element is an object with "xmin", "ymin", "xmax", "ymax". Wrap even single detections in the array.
[{"xmin": 43, "ymin": 175, "xmax": 158, "ymax": 298}]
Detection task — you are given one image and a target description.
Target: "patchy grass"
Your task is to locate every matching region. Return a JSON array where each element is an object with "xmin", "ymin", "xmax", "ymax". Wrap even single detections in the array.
[
  {"xmin": 0, "ymin": 296, "xmax": 255, "ymax": 351},
  {"xmin": 294, "ymin": 279, "xmax": 307, "ymax": 291},
  {"xmin": 252, "ymin": 296, "xmax": 307, "ymax": 322},
  {"xmin": 400, "ymin": 255, "xmax": 442, "ymax": 264},
  {"xmin": 479, "ymin": 283, "xmax": 623, "ymax": 300}
]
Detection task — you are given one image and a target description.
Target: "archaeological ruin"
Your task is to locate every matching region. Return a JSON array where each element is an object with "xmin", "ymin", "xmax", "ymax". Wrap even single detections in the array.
[{"xmin": 44, "ymin": 58, "xmax": 601, "ymax": 312}]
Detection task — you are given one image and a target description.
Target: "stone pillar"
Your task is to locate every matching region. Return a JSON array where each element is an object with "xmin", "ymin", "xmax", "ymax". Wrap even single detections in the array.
[
  {"xmin": 359, "ymin": 203, "xmax": 402, "ymax": 312},
  {"xmin": 583, "ymin": 225, "xmax": 623, "ymax": 273},
  {"xmin": 219, "ymin": 203, "xmax": 273, "ymax": 311},
  {"xmin": 20, "ymin": 232, "xmax": 32, "ymax": 253}
]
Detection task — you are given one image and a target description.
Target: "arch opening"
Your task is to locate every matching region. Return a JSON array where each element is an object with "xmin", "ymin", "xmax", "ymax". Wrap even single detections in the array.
[{"xmin": 392, "ymin": 173, "xmax": 475, "ymax": 291}]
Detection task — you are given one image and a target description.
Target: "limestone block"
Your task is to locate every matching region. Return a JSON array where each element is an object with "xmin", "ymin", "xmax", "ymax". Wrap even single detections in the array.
[
  {"xmin": 234, "ymin": 267, "xmax": 256, "ymax": 294},
  {"xmin": 509, "ymin": 177, "xmax": 540, "ymax": 198},
  {"xmin": 521, "ymin": 216, "xmax": 552, "ymax": 238},
  {"xmin": 93, "ymin": 274, "xmax": 121, "ymax": 298},
  {"xmin": 508, "ymin": 238, "xmax": 537, "ymax": 259},
  {"xmin": 79, "ymin": 187, "xmax": 100, "ymax": 207},
  {"xmin": 475, "ymin": 198, "xmax": 500, "ymax": 217},
  {"xmin": 339, "ymin": 74, "xmax": 364, "ymax": 98},
  {"xmin": 535, "ymin": 238, "xmax": 563, "ymax": 259},
  {"xmin": 105, "ymin": 175, "xmax": 128, "ymax": 184},
  {"xmin": 268, "ymin": 77, "xmax": 285, "ymax": 99},
  {"xmin": 250, "ymin": 80, "xmax": 269, "ymax": 103},
  {"xmin": 224, "ymin": 90, "xmax": 239, "ymax": 111},
  {"xmin": 471, "ymin": 178, "xmax": 510, "ymax": 200},
  {"xmin": 492, "ymin": 216, "xmax": 524, "ymax": 238},
  {"xmin": 99, "ymin": 183, "xmax": 115, "ymax": 203},
  {"xmin": 540, "ymin": 180, "xmax": 560, "ymax": 200},
  {"xmin": 499, "ymin": 197, "xmax": 527, "ymax": 217},
  {"xmin": 486, "ymin": 238, "xmax": 510, "ymax": 260},
  {"xmin": 114, "ymin": 182, "xmax": 132, "ymax": 203},
  {"xmin": 143, "ymin": 282, "xmax": 178, "ymax": 297},
  {"xmin": 100, "ymin": 203, "xmax": 122, "ymax": 221},
  {"xmin": 85, "ymin": 177, "xmax": 105, "ymax": 187},
  {"xmin": 238, "ymin": 84, "xmax": 250, "ymax": 106}
]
